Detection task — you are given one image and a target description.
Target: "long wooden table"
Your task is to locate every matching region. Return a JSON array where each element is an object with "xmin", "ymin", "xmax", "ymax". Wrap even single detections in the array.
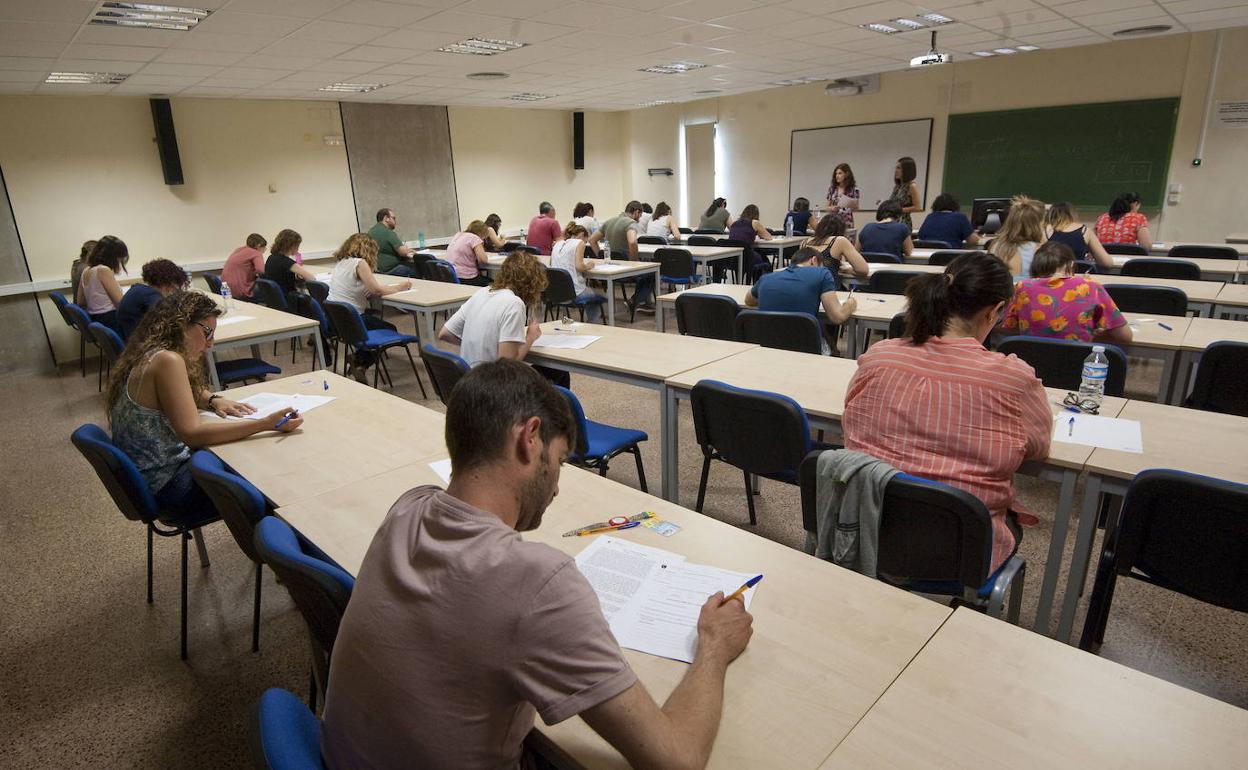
[
  {"xmin": 1214, "ymin": 282, "xmax": 1248, "ymax": 319},
  {"xmin": 481, "ymin": 253, "xmax": 663, "ymax": 328},
  {"xmin": 206, "ymin": 295, "xmax": 323, "ymax": 390},
  {"xmin": 381, "ymin": 279, "xmax": 482, "ymax": 341},
  {"xmin": 1109, "ymin": 255, "xmax": 1241, "ymax": 282},
  {"xmin": 821, "ymin": 607, "xmax": 1248, "ymax": 769},
  {"xmin": 636, "ymin": 243, "xmax": 742, "ymax": 283},
  {"xmin": 1087, "ymin": 274, "xmax": 1223, "ymax": 316},
  {"xmin": 276, "ymin": 461, "xmax": 953, "ymax": 770}
]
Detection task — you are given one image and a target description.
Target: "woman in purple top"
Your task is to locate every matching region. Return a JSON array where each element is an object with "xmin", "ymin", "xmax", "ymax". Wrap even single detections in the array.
[
  {"xmin": 445, "ymin": 221, "xmax": 492, "ymax": 287},
  {"xmin": 1001, "ymin": 241, "xmax": 1132, "ymax": 344},
  {"xmin": 727, "ymin": 204, "xmax": 774, "ymax": 281}
]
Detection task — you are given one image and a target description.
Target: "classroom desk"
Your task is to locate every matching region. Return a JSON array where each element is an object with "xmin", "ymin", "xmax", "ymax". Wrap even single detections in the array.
[
  {"xmin": 908, "ymin": 246, "xmax": 972, "ymax": 265},
  {"xmin": 752, "ymin": 235, "xmax": 806, "ymax": 267},
  {"xmin": 821, "ymin": 607, "xmax": 1248, "ymax": 770},
  {"xmin": 1213, "ymin": 282, "xmax": 1248, "ymax": 319},
  {"xmin": 1086, "ymin": 274, "xmax": 1222, "ymax": 316},
  {"xmin": 660, "ymin": 345, "xmax": 1127, "ymax": 637},
  {"xmin": 1227, "ymin": 233, "xmax": 1248, "ymax": 244},
  {"xmin": 205, "ymin": 371, "xmax": 447, "ymax": 508},
  {"xmin": 1119, "ymin": 312, "xmax": 1192, "ymax": 404},
  {"xmin": 276, "ymin": 461, "xmax": 953, "ymax": 770},
  {"xmin": 1172, "ymin": 316, "xmax": 1248, "ymax": 403},
  {"xmin": 380, "ymin": 280, "xmax": 482, "ymax": 341},
  {"xmin": 481, "ymin": 254, "xmax": 663, "ymax": 328},
  {"xmin": 206, "ymin": 295, "xmax": 323, "ymax": 391},
  {"xmin": 1108, "ymin": 255, "xmax": 1240, "ymax": 282},
  {"xmin": 636, "ymin": 243, "xmax": 743, "ymax": 283},
  {"xmin": 1056, "ymin": 400, "xmax": 1248, "ymax": 642},
  {"xmin": 1149, "ymin": 240, "xmax": 1248, "ymax": 257}
]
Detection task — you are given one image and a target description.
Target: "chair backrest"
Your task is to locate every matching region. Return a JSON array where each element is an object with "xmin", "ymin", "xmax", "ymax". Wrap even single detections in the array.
[
  {"xmin": 686, "ymin": 235, "xmax": 718, "ymax": 247},
  {"xmin": 887, "ymin": 312, "xmax": 907, "ymax": 339},
  {"xmin": 693, "ymin": 228, "xmax": 723, "ymax": 235},
  {"xmin": 502, "ymin": 243, "xmax": 539, "ymax": 254},
  {"xmin": 675, "ymin": 293, "xmax": 739, "ymax": 340},
  {"xmin": 189, "ymin": 451, "xmax": 268, "ymax": 564},
  {"xmin": 1110, "ymin": 469, "xmax": 1248, "ymax": 612},
  {"xmin": 64, "ymin": 300, "xmax": 94, "ymax": 334},
  {"xmin": 253, "ymin": 517, "xmax": 354, "ymax": 665},
  {"xmin": 1071, "ymin": 261, "xmax": 1093, "ymax": 274},
  {"xmin": 1103, "ymin": 284, "xmax": 1188, "ymax": 316},
  {"xmin": 1103, "ymin": 243, "xmax": 1148, "ymax": 256},
  {"xmin": 250, "ymin": 688, "xmax": 326, "ymax": 770},
  {"xmin": 88, "ymin": 322, "xmax": 125, "ymax": 365},
  {"xmin": 554, "ymin": 386, "xmax": 591, "ymax": 460},
  {"xmin": 1168, "ymin": 244, "xmax": 1238, "ymax": 260},
  {"xmin": 655, "ymin": 247, "xmax": 694, "ymax": 281},
  {"xmin": 678, "ymin": 227, "xmax": 693, "ymax": 234},
  {"xmin": 252, "ymin": 277, "xmax": 288, "ymax": 311},
  {"xmin": 543, "ymin": 267, "xmax": 577, "ymax": 306},
  {"xmin": 321, "ymin": 301, "xmax": 369, "ymax": 347},
  {"xmin": 419, "ymin": 344, "xmax": 470, "ymax": 405},
  {"xmin": 1121, "ymin": 258, "xmax": 1201, "ymax": 281},
  {"xmin": 637, "ymin": 235, "xmax": 667, "ymax": 245},
  {"xmin": 300, "ymin": 296, "xmax": 333, "ymax": 339},
  {"xmin": 798, "ymin": 451, "xmax": 994, "ymax": 589},
  {"xmin": 914, "ymin": 239, "xmax": 953, "ymax": 249},
  {"xmin": 863, "ymin": 252, "xmax": 902, "ymax": 264},
  {"xmin": 1187, "ymin": 341, "xmax": 1248, "ymax": 417},
  {"xmin": 425, "ymin": 259, "xmax": 460, "ymax": 284},
  {"xmin": 733, "ymin": 310, "xmax": 823, "ymax": 354},
  {"xmin": 868, "ymin": 270, "xmax": 924, "ymax": 295},
  {"xmin": 927, "ymin": 250, "xmax": 962, "ymax": 266},
  {"xmin": 997, "ymin": 336, "xmax": 1128, "ymax": 396},
  {"xmin": 716, "ymin": 238, "xmax": 748, "ymax": 250},
  {"xmin": 691, "ymin": 380, "xmax": 811, "ymax": 476},
  {"xmin": 204, "ymin": 272, "xmax": 223, "ymax": 295},
  {"xmin": 305, "ymin": 281, "xmax": 329, "ymax": 305},
  {"xmin": 70, "ymin": 423, "xmax": 159, "ymax": 523},
  {"xmin": 49, "ymin": 291, "xmax": 78, "ymax": 329}
]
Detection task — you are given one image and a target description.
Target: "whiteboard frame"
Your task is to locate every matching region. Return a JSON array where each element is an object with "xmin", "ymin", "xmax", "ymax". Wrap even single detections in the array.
[{"xmin": 788, "ymin": 117, "xmax": 934, "ymax": 214}]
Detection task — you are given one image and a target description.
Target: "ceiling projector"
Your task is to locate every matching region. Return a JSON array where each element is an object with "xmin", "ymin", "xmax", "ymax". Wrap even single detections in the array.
[{"xmin": 911, "ymin": 31, "xmax": 952, "ymax": 67}]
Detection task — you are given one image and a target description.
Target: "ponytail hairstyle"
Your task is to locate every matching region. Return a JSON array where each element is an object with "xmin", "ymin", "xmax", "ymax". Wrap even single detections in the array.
[
  {"xmin": 903, "ymin": 251, "xmax": 1012, "ymax": 344},
  {"xmin": 812, "ymin": 213, "xmax": 846, "ymax": 242},
  {"xmin": 561, "ymin": 221, "xmax": 588, "ymax": 240},
  {"xmin": 705, "ymin": 197, "xmax": 727, "ymax": 218},
  {"xmin": 1107, "ymin": 192, "xmax": 1140, "ymax": 221}
]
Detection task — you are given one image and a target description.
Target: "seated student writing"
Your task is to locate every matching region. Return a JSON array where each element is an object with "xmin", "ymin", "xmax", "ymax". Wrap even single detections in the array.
[
  {"xmin": 841, "ymin": 252, "xmax": 1052, "ymax": 572},
  {"xmin": 745, "ymin": 246, "xmax": 857, "ymax": 355},
  {"xmin": 444, "ymin": 220, "xmax": 494, "ymax": 287},
  {"xmin": 321, "ymin": 359, "xmax": 753, "ymax": 770},
  {"xmin": 77, "ymin": 235, "xmax": 129, "ymax": 332},
  {"xmin": 326, "ymin": 233, "xmax": 412, "ymax": 332},
  {"xmin": 106, "ymin": 292, "xmax": 301, "ymax": 518},
  {"xmin": 222, "ymin": 233, "xmax": 267, "ymax": 301},
  {"xmin": 483, "ymin": 213, "xmax": 508, "ymax": 252},
  {"xmin": 856, "ymin": 201, "xmax": 912, "ymax": 260},
  {"xmin": 551, "ymin": 223, "xmax": 606, "ymax": 323},
  {"xmin": 116, "ymin": 258, "xmax": 188, "ymax": 340},
  {"xmin": 264, "ymin": 228, "xmax": 318, "ymax": 299},
  {"xmin": 987, "ymin": 196, "xmax": 1045, "ymax": 277},
  {"xmin": 917, "ymin": 193, "xmax": 979, "ymax": 248},
  {"xmin": 802, "ymin": 214, "xmax": 868, "ymax": 278},
  {"xmin": 1002, "ymin": 241, "xmax": 1131, "ymax": 344},
  {"xmin": 785, "ymin": 197, "xmax": 814, "ymax": 235},
  {"xmin": 1044, "ymin": 202, "xmax": 1113, "ymax": 271},
  {"xmin": 1094, "ymin": 192, "xmax": 1153, "ymax": 252}
]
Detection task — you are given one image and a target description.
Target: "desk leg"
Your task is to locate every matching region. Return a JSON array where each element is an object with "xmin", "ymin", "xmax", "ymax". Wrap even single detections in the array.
[
  {"xmin": 661, "ymin": 386, "xmax": 680, "ymax": 504},
  {"xmin": 1056, "ymin": 474, "xmax": 1104, "ymax": 643},
  {"xmin": 657, "ymin": 302, "xmax": 667, "ymax": 333},
  {"xmin": 1158, "ymin": 349, "xmax": 1178, "ymax": 405},
  {"xmin": 737, "ymin": 252, "xmax": 743, "ymax": 285},
  {"xmin": 651, "ymin": 268, "xmax": 662, "ymax": 330},
  {"xmin": 417, "ymin": 310, "xmax": 436, "ymax": 343},
  {"xmin": 606, "ymin": 279, "xmax": 617, "ymax": 326},
  {"xmin": 205, "ymin": 351, "xmax": 222, "ymax": 390},
  {"xmin": 312, "ymin": 328, "xmax": 326, "ymax": 372},
  {"xmin": 1032, "ymin": 468, "xmax": 1077, "ymax": 636},
  {"xmin": 845, "ymin": 318, "xmax": 860, "ymax": 359}
]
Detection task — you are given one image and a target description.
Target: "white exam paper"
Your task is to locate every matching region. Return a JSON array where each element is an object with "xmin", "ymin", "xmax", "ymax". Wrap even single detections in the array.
[
  {"xmin": 201, "ymin": 392, "xmax": 335, "ymax": 421},
  {"xmin": 428, "ymin": 458, "xmax": 452, "ymax": 485},
  {"xmin": 592, "ymin": 263, "xmax": 635, "ymax": 273},
  {"xmin": 1052, "ymin": 413, "xmax": 1143, "ymax": 453},
  {"xmin": 575, "ymin": 536, "xmax": 684, "ymax": 620},
  {"xmin": 531, "ymin": 334, "xmax": 601, "ymax": 350},
  {"xmin": 216, "ymin": 315, "xmax": 255, "ymax": 326}
]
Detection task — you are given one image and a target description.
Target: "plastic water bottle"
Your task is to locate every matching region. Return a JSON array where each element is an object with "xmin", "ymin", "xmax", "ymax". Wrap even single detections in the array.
[
  {"xmin": 1078, "ymin": 345, "xmax": 1109, "ymax": 408},
  {"xmin": 184, "ymin": 269, "xmax": 193, "ymax": 287},
  {"xmin": 785, "ymin": 215, "xmax": 794, "ymax": 237},
  {"xmin": 417, "ymin": 231, "xmax": 426, "ymax": 249},
  {"xmin": 602, "ymin": 238, "xmax": 612, "ymax": 261},
  {"xmin": 220, "ymin": 280, "xmax": 234, "ymax": 311}
]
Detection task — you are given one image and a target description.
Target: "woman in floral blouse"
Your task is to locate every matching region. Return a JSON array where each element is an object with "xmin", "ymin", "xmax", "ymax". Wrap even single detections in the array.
[{"xmin": 1001, "ymin": 241, "xmax": 1132, "ymax": 344}]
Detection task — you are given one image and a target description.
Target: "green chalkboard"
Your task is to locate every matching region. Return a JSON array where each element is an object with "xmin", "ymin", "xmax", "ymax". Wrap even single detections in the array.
[{"xmin": 941, "ymin": 98, "xmax": 1179, "ymax": 211}]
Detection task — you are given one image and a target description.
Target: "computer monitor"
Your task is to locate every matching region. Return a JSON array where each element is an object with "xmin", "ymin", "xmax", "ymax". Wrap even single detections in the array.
[{"xmin": 971, "ymin": 197, "xmax": 1011, "ymax": 233}]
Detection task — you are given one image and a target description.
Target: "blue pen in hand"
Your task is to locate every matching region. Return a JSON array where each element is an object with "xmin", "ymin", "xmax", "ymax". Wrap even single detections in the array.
[
  {"xmin": 1157, "ymin": 322, "xmax": 1173, "ymax": 331},
  {"xmin": 274, "ymin": 409, "xmax": 299, "ymax": 429}
]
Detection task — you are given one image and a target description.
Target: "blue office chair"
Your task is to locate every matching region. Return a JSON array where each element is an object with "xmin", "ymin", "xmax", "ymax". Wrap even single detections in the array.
[
  {"xmin": 996, "ymin": 337, "xmax": 1128, "ymax": 397},
  {"xmin": 1080, "ymin": 469, "xmax": 1248, "ymax": 652},
  {"xmin": 253, "ymin": 277, "xmax": 289, "ymax": 311},
  {"xmin": 927, "ymin": 250, "xmax": 963, "ymax": 266},
  {"xmin": 214, "ymin": 356, "xmax": 282, "ymax": 387},
  {"xmin": 189, "ymin": 451, "xmax": 270, "ymax": 653},
  {"xmin": 543, "ymin": 267, "xmax": 607, "ymax": 322},
  {"xmin": 1168, "ymin": 244, "xmax": 1238, "ymax": 260},
  {"xmin": 733, "ymin": 310, "xmax": 824, "ymax": 355},
  {"xmin": 322, "ymin": 301, "xmax": 427, "ymax": 397},
  {"xmin": 656, "ymin": 247, "xmax": 696, "ymax": 293},
  {"xmin": 88, "ymin": 322, "xmax": 125, "ymax": 392},
  {"xmin": 71, "ymin": 424, "xmax": 220, "ymax": 660},
  {"xmin": 862, "ymin": 252, "xmax": 903, "ymax": 264},
  {"xmin": 675, "ymin": 293, "xmax": 739, "ymax": 341},
  {"xmin": 868, "ymin": 270, "xmax": 925, "ymax": 296},
  {"xmin": 250, "ymin": 688, "xmax": 326, "ymax": 770},
  {"xmin": 1103, "ymin": 243, "xmax": 1147, "ymax": 256},
  {"xmin": 204, "ymin": 272, "xmax": 224, "ymax": 295},
  {"xmin": 305, "ymin": 281, "xmax": 329, "ymax": 305},
  {"xmin": 50, "ymin": 291, "xmax": 92, "ymax": 378},
  {"xmin": 419, "ymin": 344, "xmax": 470, "ymax": 406},
  {"xmin": 1121, "ymin": 258, "xmax": 1200, "ymax": 281},
  {"xmin": 913, "ymin": 239, "xmax": 953, "ymax": 249},
  {"xmin": 254, "ymin": 517, "xmax": 354, "ymax": 711},
  {"xmin": 798, "ymin": 451, "xmax": 1027, "ymax": 621},
  {"xmin": 424, "ymin": 258, "xmax": 461, "ymax": 284},
  {"xmin": 63, "ymin": 297, "xmax": 101, "ymax": 380},
  {"xmin": 1186, "ymin": 341, "xmax": 1248, "ymax": 417},
  {"xmin": 1102, "ymin": 284, "xmax": 1188, "ymax": 316},
  {"xmin": 294, "ymin": 295, "xmax": 337, "ymax": 372},
  {"xmin": 556, "ymin": 386, "xmax": 648, "ymax": 491},
  {"xmin": 691, "ymin": 380, "xmax": 834, "ymax": 525}
]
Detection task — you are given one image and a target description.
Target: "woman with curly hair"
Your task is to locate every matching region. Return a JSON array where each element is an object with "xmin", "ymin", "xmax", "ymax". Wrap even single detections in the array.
[
  {"xmin": 106, "ymin": 291, "xmax": 302, "ymax": 517},
  {"xmin": 326, "ymin": 232, "xmax": 412, "ymax": 332},
  {"xmin": 116, "ymin": 258, "xmax": 189, "ymax": 340}
]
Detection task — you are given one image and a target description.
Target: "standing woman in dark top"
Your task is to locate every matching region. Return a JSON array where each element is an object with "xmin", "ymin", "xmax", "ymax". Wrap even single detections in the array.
[
  {"xmin": 727, "ymin": 204, "xmax": 774, "ymax": 280},
  {"xmin": 1044, "ymin": 202, "xmax": 1112, "ymax": 271},
  {"xmin": 802, "ymin": 214, "xmax": 868, "ymax": 278},
  {"xmin": 264, "ymin": 228, "xmax": 317, "ymax": 296},
  {"xmin": 885, "ymin": 156, "xmax": 922, "ymax": 230}
]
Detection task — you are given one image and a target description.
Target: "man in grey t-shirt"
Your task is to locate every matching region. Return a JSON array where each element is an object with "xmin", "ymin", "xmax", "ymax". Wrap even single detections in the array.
[
  {"xmin": 590, "ymin": 200, "xmax": 657, "ymax": 313},
  {"xmin": 321, "ymin": 360, "xmax": 753, "ymax": 769}
]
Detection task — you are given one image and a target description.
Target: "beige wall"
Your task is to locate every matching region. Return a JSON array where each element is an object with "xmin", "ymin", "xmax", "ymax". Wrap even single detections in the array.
[
  {"xmin": 621, "ymin": 30, "xmax": 1248, "ymax": 242},
  {"xmin": 685, "ymin": 122, "xmax": 716, "ymax": 226}
]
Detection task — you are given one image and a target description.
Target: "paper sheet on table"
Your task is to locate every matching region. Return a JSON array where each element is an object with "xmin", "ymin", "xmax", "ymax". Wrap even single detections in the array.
[
  {"xmin": 1052, "ymin": 413, "xmax": 1143, "ymax": 453},
  {"xmin": 200, "ymin": 392, "xmax": 335, "ymax": 421},
  {"xmin": 1111, "ymin": 256, "xmax": 1132, "ymax": 266},
  {"xmin": 531, "ymin": 334, "xmax": 601, "ymax": 350},
  {"xmin": 314, "ymin": 272, "xmax": 333, "ymax": 283},
  {"xmin": 592, "ymin": 263, "xmax": 636, "ymax": 273},
  {"xmin": 216, "ymin": 315, "xmax": 255, "ymax": 326},
  {"xmin": 575, "ymin": 536, "xmax": 685, "ymax": 621},
  {"xmin": 428, "ymin": 458, "xmax": 452, "ymax": 485}
]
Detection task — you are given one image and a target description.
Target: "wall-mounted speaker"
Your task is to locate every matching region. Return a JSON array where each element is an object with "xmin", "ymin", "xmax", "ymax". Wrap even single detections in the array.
[
  {"xmin": 150, "ymin": 98, "xmax": 184, "ymax": 186},
  {"xmin": 572, "ymin": 111, "xmax": 585, "ymax": 170}
]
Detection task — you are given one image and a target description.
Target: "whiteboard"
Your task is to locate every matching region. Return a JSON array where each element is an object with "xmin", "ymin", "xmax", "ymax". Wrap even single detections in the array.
[{"xmin": 789, "ymin": 119, "xmax": 932, "ymax": 214}]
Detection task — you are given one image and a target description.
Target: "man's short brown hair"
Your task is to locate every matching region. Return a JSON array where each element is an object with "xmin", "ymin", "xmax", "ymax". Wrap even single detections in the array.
[{"xmin": 445, "ymin": 360, "xmax": 576, "ymax": 474}]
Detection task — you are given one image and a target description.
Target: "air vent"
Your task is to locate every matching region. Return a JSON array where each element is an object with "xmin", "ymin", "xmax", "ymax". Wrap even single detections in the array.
[{"xmin": 90, "ymin": 2, "xmax": 210, "ymax": 31}]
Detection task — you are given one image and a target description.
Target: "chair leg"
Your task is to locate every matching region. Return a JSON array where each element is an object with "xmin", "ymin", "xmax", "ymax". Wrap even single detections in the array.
[
  {"xmin": 632, "ymin": 446, "xmax": 648, "ymax": 493},
  {"xmin": 403, "ymin": 346, "xmax": 428, "ymax": 399},
  {"xmin": 743, "ymin": 470, "xmax": 757, "ymax": 525},
  {"xmin": 80, "ymin": 332, "xmax": 87, "ymax": 377},
  {"xmin": 192, "ymin": 528, "xmax": 210, "ymax": 567},
  {"xmin": 598, "ymin": 464, "xmax": 608, "ymax": 477},
  {"xmin": 1007, "ymin": 562, "xmax": 1026, "ymax": 625},
  {"xmin": 695, "ymin": 455, "xmax": 712, "ymax": 512},
  {"xmin": 308, "ymin": 666, "xmax": 318, "ymax": 713},
  {"xmin": 180, "ymin": 531, "xmax": 189, "ymax": 661},
  {"xmin": 372, "ymin": 358, "xmax": 380, "ymax": 388},
  {"xmin": 97, "ymin": 352, "xmax": 104, "ymax": 392},
  {"xmin": 147, "ymin": 525, "xmax": 154, "ymax": 604},
  {"xmin": 252, "ymin": 562, "xmax": 262, "ymax": 653}
]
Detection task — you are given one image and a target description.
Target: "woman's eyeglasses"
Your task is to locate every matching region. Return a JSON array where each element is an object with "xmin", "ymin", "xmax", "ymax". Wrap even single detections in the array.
[
  {"xmin": 194, "ymin": 321, "xmax": 215, "ymax": 341},
  {"xmin": 1062, "ymin": 392, "xmax": 1100, "ymax": 415}
]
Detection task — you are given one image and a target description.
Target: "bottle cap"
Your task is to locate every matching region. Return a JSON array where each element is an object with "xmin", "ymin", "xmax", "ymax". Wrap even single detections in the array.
[{"xmin": 1092, "ymin": 345, "xmax": 1105, "ymax": 352}]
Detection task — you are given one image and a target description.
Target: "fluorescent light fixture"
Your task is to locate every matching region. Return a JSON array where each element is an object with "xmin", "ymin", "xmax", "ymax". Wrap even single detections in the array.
[
  {"xmin": 993, "ymin": 47, "xmax": 1016, "ymax": 54},
  {"xmin": 637, "ymin": 99, "xmax": 674, "ymax": 107},
  {"xmin": 892, "ymin": 18, "xmax": 927, "ymax": 30},
  {"xmin": 319, "ymin": 82, "xmax": 386, "ymax": 93},
  {"xmin": 506, "ymin": 92, "xmax": 552, "ymax": 101},
  {"xmin": 640, "ymin": 60, "xmax": 707, "ymax": 74},
  {"xmin": 1017, "ymin": 44, "xmax": 1040, "ymax": 51},
  {"xmin": 90, "ymin": 2, "xmax": 210, "ymax": 31},
  {"xmin": 919, "ymin": 13, "xmax": 954, "ymax": 25},
  {"xmin": 862, "ymin": 23, "xmax": 899, "ymax": 34},
  {"xmin": 1113, "ymin": 24, "xmax": 1171, "ymax": 37},
  {"xmin": 437, "ymin": 38, "xmax": 526, "ymax": 55},
  {"xmin": 972, "ymin": 51, "xmax": 995, "ymax": 57},
  {"xmin": 772, "ymin": 75, "xmax": 825, "ymax": 86},
  {"xmin": 466, "ymin": 72, "xmax": 509, "ymax": 80},
  {"xmin": 45, "ymin": 71, "xmax": 129, "ymax": 84}
]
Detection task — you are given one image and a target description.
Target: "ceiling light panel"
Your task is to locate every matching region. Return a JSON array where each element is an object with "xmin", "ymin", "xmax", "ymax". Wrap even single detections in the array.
[
  {"xmin": 892, "ymin": 18, "xmax": 927, "ymax": 30},
  {"xmin": 640, "ymin": 60, "xmax": 708, "ymax": 74},
  {"xmin": 45, "ymin": 72, "xmax": 129, "ymax": 84},
  {"xmin": 862, "ymin": 23, "xmax": 899, "ymax": 34},
  {"xmin": 506, "ymin": 92, "xmax": 551, "ymax": 101},
  {"xmin": 437, "ymin": 38, "xmax": 527, "ymax": 56},
  {"xmin": 90, "ymin": 2, "xmax": 210, "ymax": 31},
  {"xmin": 319, "ymin": 82, "xmax": 386, "ymax": 92},
  {"xmin": 920, "ymin": 13, "xmax": 954, "ymax": 25}
]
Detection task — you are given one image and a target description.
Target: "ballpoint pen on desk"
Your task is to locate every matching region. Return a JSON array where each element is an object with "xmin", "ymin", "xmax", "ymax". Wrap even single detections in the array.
[
  {"xmin": 577, "ymin": 521, "xmax": 640, "ymax": 536},
  {"xmin": 1158, "ymin": 322, "xmax": 1173, "ymax": 331},
  {"xmin": 725, "ymin": 574, "xmax": 763, "ymax": 603},
  {"xmin": 323, "ymin": 379, "xmax": 329, "ymax": 391},
  {"xmin": 274, "ymin": 409, "xmax": 299, "ymax": 429},
  {"xmin": 564, "ymin": 511, "xmax": 656, "ymax": 537},
  {"xmin": 1068, "ymin": 416, "xmax": 1075, "ymax": 436}
]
